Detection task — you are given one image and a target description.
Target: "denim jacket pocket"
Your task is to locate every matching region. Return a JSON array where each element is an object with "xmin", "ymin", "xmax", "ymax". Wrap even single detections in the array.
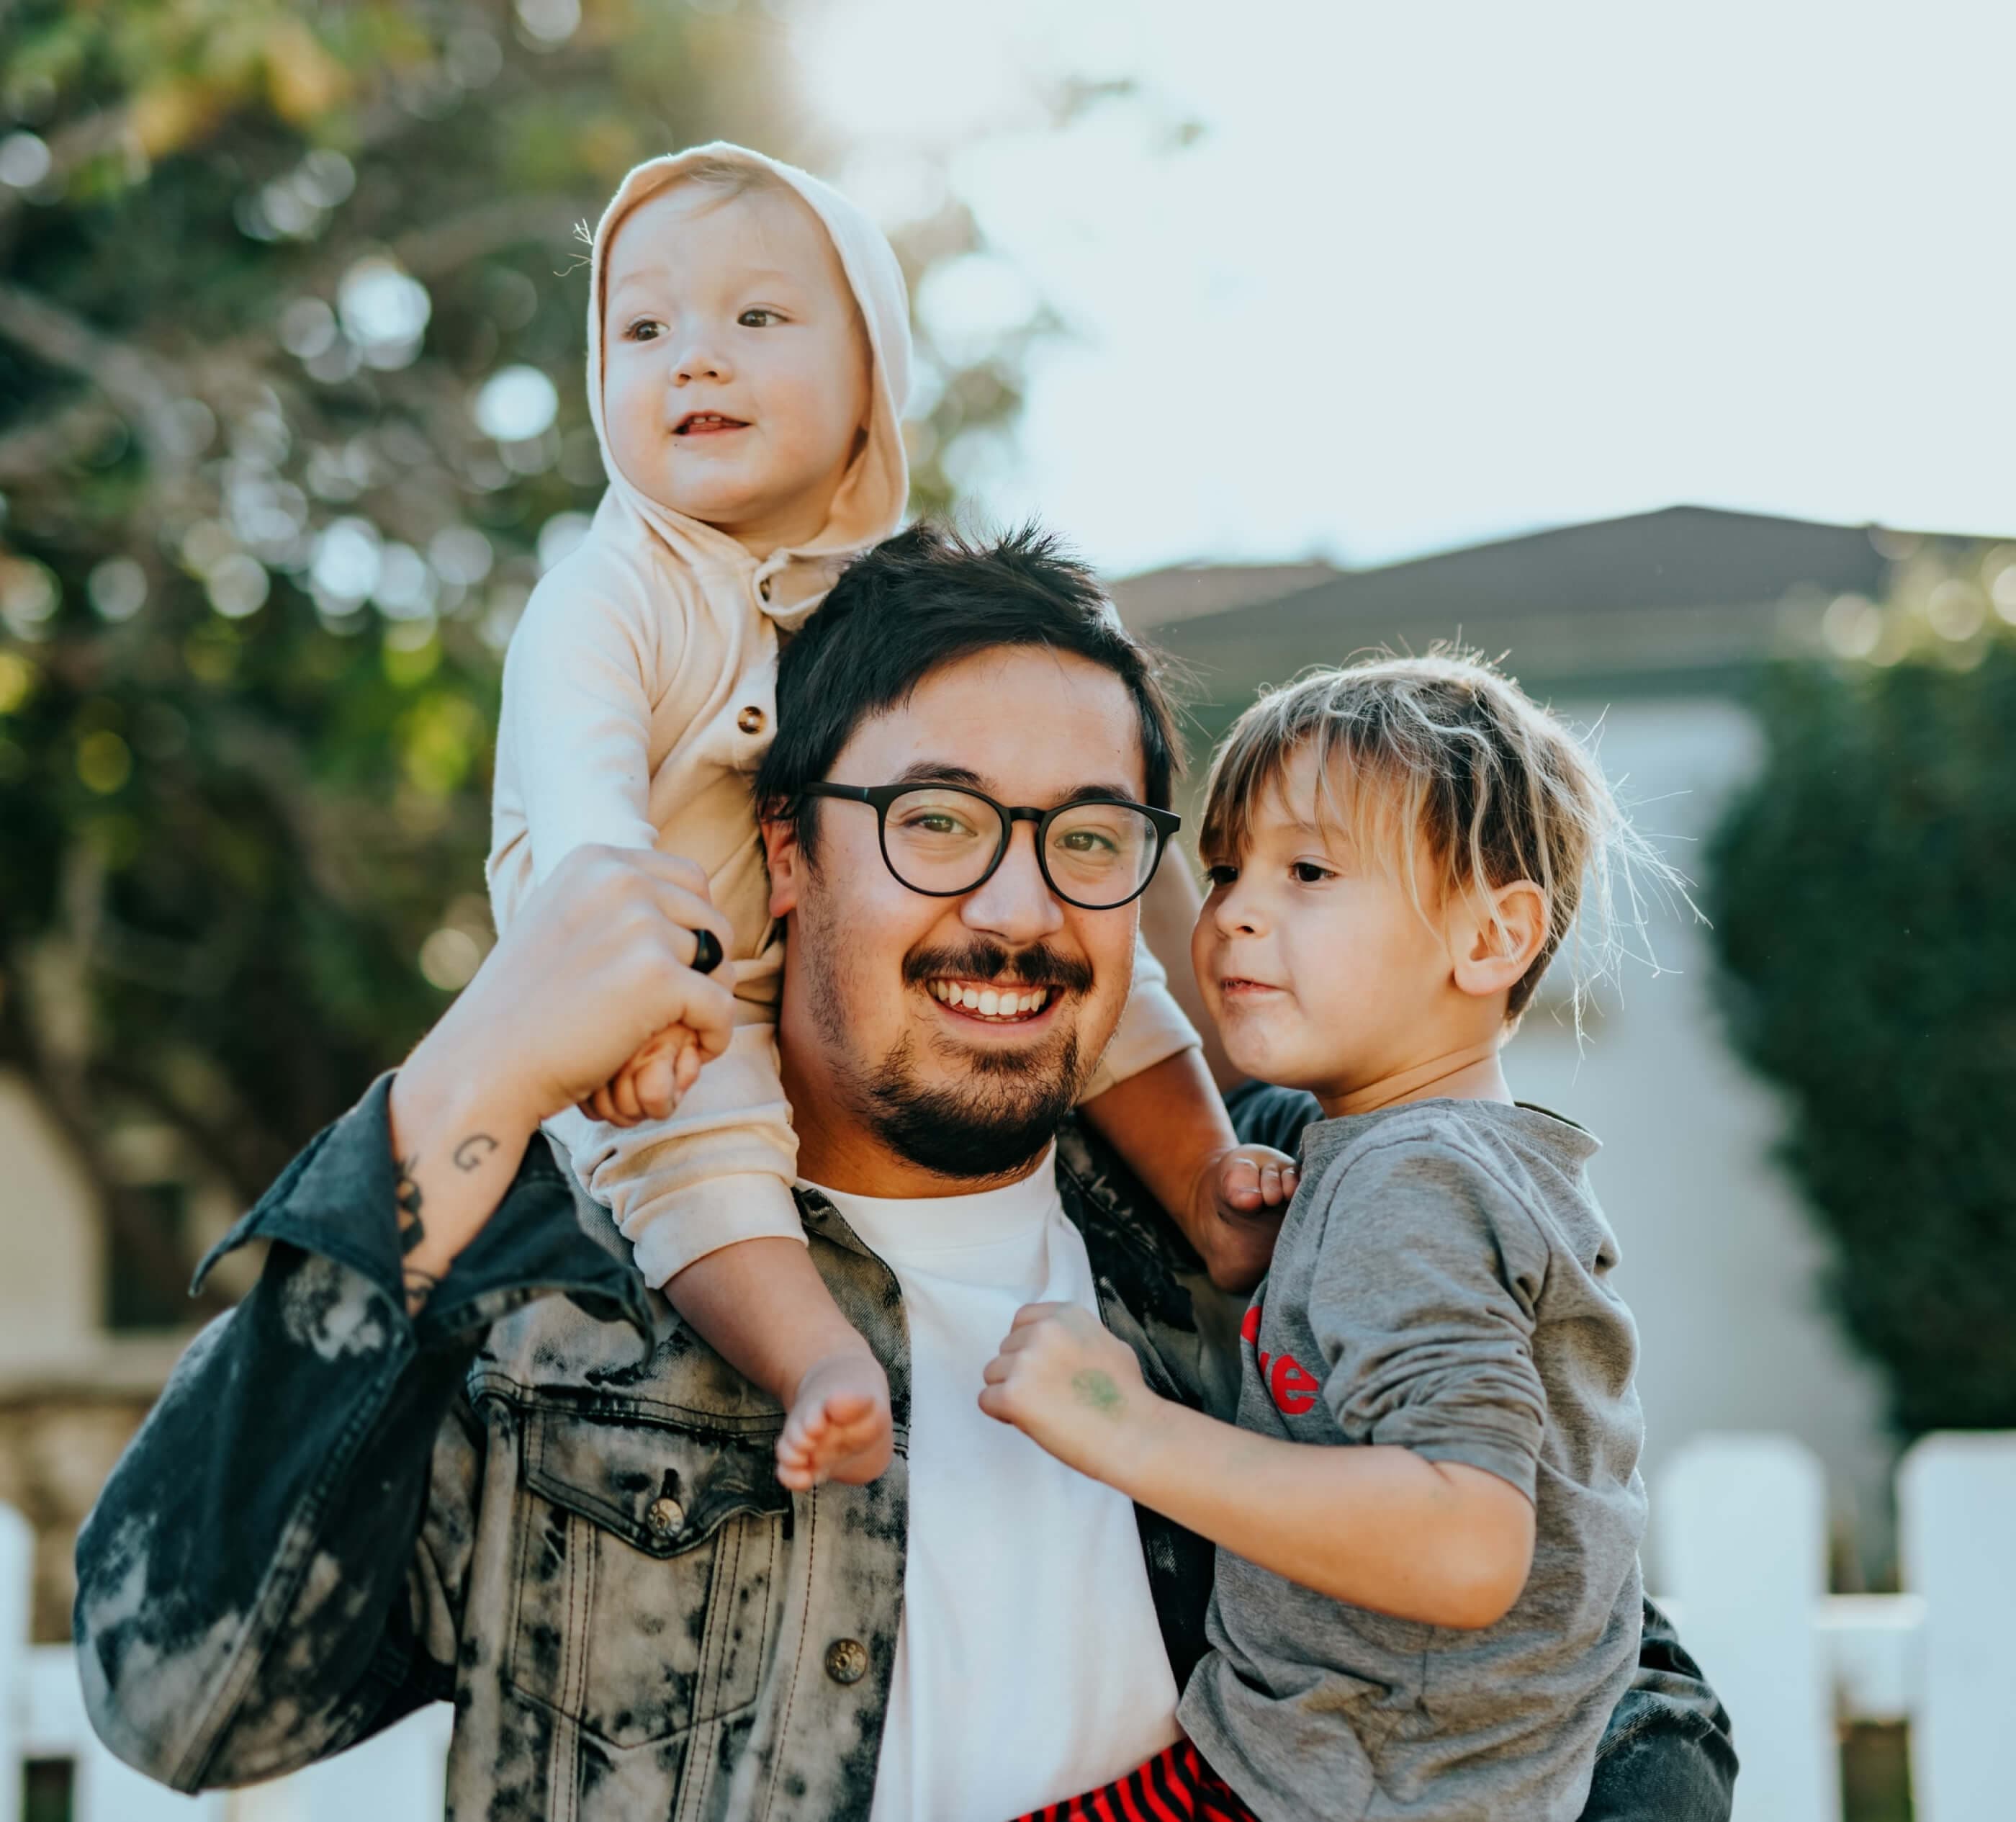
[{"xmin": 507, "ymin": 1404, "xmax": 790, "ymax": 1751}]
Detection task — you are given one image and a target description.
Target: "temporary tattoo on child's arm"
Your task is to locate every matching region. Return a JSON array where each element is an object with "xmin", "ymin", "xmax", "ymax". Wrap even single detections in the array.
[{"xmin": 1072, "ymin": 1370, "xmax": 1127, "ymax": 1417}]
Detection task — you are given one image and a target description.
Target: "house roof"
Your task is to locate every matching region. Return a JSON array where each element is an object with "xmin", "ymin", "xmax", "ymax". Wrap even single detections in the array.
[
  {"xmin": 1115, "ymin": 505, "xmax": 1990, "ymax": 717},
  {"xmin": 1107, "ymin": 562, "xmax": 1341, "ymax": 634}
]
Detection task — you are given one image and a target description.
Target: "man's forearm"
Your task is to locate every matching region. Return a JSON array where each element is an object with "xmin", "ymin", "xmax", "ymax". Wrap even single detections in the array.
[
  {"xmin": 388, "ymin": 1020, "xmax": 542, "ymax": 1311},
  {"xmin": 1080, "ymin": 1049, "xmax": 1238, "ymax": 1229},
  {"xmin": 1103, "ymin": 1396, "xmax": 1535, "ymax": 1629}
]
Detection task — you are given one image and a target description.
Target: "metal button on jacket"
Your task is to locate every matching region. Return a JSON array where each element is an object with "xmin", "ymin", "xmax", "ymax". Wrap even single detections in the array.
[
  {"xmin": 645, "ymin": 1496, "xmax": 684, "ymax": 1539},
  {"xmin": 737, "ymin": 705, "xmax": 765, "ymax": 735},
  {"xmin": 824, "ymin": 1638, "xmax": 868, "ymax": 1685}
]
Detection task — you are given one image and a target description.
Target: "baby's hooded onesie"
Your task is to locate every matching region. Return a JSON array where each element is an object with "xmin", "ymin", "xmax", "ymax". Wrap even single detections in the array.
[{"xmin": 488, "ymin": 143, "xmax": 1197, "ymax": 1286}]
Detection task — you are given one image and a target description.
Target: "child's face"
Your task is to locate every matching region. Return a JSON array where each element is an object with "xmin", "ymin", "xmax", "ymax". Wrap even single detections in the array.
[
  {"xmin": 1192, "ymin": 744, "xmax": 1470, "ymax": 1106},
  {"xmin": 601, "ymin": 181, "xmax": 872, "ymax": 555}
]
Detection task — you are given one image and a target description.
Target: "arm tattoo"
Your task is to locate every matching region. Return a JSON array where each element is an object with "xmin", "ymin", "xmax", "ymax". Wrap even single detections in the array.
[
  {"xmin": 395, "ymin": 1153, "xmax": 432, "ymax": 1315},
  {"xmin": 452, "ymin": 1132, "xmax": 498, "ymax": 1172}
]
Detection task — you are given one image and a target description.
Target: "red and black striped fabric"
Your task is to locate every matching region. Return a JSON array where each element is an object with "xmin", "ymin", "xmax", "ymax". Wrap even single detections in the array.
[{"xmin": 1009, "ymin": 1738, "xmax": 1261, "ymax": 1822}]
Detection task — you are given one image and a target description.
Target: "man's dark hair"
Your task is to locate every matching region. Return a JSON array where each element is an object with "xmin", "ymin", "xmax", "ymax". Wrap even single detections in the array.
[{"xmin": 756, "ymin": 521, "xmax": 1182, "ymax": 857}]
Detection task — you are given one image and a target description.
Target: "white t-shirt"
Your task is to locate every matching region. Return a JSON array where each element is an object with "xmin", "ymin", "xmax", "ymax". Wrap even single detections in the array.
[{"xmin": 804, "ymin": 1152, "xmax": 1182, "ymax": 1822}]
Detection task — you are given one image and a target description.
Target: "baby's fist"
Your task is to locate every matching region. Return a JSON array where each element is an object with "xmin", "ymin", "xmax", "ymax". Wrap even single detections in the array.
[
  {"xmin": 580, "ymin": 1025, "xmax": 703, "ymax": 1127},
  {"xmin": 1191, "ymin": 1144, "xmax": 1299, "ymax": 1293}
]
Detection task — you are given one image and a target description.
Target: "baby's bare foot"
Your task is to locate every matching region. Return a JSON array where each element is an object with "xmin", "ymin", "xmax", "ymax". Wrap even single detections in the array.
[{"xmin": 775, "ymin": 1350, "xmax": 894, "ymax": 1491}]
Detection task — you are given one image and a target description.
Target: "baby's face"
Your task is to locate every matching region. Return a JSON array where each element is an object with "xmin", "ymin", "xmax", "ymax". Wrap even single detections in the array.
[{"xmin": 601, "ymin": 181, "xmax": 872, "ymax": 555}]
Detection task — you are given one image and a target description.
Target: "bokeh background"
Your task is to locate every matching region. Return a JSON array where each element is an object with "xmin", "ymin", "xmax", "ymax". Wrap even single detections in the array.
[{"xmin": 1, "ymin": 5, "xmax": 2012, "ymax": 1819}]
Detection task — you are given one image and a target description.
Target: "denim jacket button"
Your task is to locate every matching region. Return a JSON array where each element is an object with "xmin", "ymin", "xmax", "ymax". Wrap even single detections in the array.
[
  {"xmin": 645, "ymin": 1496, "xmax": 684, "ymax": 1539},
  {"xmin": 824, "ymin": 1638, "xmax": 868, "ymax": 1685}
]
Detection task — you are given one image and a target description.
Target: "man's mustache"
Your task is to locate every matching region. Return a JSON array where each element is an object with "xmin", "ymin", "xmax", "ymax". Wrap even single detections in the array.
[{"xmin": 902, "ymin": 941, "xmax": 1095, "ymax": 997}]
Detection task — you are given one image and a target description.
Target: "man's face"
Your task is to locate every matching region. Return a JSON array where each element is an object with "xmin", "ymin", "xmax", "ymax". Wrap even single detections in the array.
[{"xmin": 765, "ymin": 646, "xmax": 1149, "ymax": 1191}]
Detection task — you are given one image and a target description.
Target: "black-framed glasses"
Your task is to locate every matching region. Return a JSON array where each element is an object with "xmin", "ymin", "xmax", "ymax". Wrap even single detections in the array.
[{"xmin": 800, "ymin": 781, "xmax": 1180, "ymax": 911}]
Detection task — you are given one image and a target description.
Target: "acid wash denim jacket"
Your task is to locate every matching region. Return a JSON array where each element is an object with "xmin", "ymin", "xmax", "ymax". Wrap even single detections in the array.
[{"xmin": 75, "ymin": 1073, "xmax": 1737, "ymax": 1821}]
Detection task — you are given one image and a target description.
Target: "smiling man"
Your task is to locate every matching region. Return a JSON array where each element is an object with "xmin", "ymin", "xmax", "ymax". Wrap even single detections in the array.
[{"xmin": 73, "ymin": 525, "xmax": 1734, "ymax": 1821}]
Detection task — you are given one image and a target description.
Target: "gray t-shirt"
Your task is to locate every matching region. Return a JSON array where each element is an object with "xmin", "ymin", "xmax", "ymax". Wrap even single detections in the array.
[{"xmin": 1179, "ymin": 1098, "xmax": 1647, "ymax": 1822}]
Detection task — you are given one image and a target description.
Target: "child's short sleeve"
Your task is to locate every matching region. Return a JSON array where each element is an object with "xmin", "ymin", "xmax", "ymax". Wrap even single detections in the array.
[{"xmin": 1303, "ymin": 1136, "xmax": 1551, "ymax": 1499}]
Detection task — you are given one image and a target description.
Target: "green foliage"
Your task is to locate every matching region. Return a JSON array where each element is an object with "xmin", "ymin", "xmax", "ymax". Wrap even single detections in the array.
[
  {"xmin": 1706, "ymin": 579, "xmax": 2016, "ymax": 1435},
  {"xmin": 0, "ymin": 0, "xmax": 1027, "ymax": 1311}
]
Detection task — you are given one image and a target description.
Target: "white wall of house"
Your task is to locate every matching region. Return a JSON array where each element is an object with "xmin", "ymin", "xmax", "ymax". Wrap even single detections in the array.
[
  {"xmin": 0, "ymin": 1071, "xmax": 101, "ymax": 1376},
  {"xmin": 1509, "ymin": 696, "xmax": 1896, "ymax": 1582}
]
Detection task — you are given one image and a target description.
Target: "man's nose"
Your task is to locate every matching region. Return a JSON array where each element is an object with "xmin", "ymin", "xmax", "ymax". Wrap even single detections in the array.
[{"xmin": 960, "ymin": 822, "xmax": 1066, "ymax": 948}]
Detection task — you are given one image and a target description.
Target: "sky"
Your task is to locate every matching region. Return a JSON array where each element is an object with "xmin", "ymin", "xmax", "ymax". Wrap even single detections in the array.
[{"xmin": 789, "ymin": 0, "xmax": 2016, "ymax": 574}]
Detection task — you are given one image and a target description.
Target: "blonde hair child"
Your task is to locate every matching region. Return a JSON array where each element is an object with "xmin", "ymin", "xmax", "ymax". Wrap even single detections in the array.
[{"xmin": 984, "ymin": 650, "xmax": 1683, "ymax": 1821}]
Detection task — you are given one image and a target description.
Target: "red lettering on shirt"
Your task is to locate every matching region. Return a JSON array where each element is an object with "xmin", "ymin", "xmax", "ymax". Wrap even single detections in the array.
[
  {"xmin": 1240, "ymin": 1296, "xmax": 1320, "ymax": 1415},
  {"xmin": 1269, "ymin": 1356, "xmax": 1321, "ymax": 1416}
]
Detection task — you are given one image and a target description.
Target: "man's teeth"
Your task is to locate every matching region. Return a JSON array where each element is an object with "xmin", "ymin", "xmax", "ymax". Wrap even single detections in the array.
[{"xmin": 926, "ymin": 979, "xmax": 1051, "ymax": 1019}]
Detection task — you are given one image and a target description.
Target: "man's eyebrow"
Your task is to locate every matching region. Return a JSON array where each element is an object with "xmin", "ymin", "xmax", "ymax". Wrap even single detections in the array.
[
  {"xmin": 891, "ymin": 761, "xmax": 988, "ymax": 790},
  {"xmin": 887, "ymin": 763, "xmax": 1145, "ymax": 805},
  {"xmin": 1058, "ymin": 781, "xmax": 1148, "ymax": 807}
]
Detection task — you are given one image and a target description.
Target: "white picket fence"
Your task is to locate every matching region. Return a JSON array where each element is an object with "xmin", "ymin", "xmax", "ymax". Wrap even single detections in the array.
[
  {"xmin": 4, "ymin": 1432, "xmax": 2012, "ymax": 1821},
  {"xmin": 1660, "ymin": 1431, "xmax": 2016, "ymax": 1822}
]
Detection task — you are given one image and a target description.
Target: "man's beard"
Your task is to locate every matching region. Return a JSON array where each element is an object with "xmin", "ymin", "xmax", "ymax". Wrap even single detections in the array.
[
  {"xmin": 862, "ymin": 1029, "xmax": 1084, "ymax": 1182},
  {"xmin": 814, "ymin": 934, "xmax": 1099, "ymax": 1185}
]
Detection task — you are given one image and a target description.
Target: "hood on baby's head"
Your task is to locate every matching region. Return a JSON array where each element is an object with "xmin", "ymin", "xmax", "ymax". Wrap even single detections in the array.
[{"xmin": 581, "ymin": 142, "xmax": 912, "ymax": 570}]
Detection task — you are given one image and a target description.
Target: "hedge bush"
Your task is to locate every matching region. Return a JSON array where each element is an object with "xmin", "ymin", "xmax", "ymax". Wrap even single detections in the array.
[{"xmin": 1706, "ymin": 637, "xmax": 2016, "ymax": 1435}]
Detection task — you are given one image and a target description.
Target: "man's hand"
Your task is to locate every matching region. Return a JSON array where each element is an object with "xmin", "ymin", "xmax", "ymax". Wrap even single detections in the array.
[
  {"xmin": 388, "ymin": 846, "xmax": 738, "ymax": 1310},
  {"xmin": 461, "ymin": 845, "xmax": 737, "ymax": 1126},
  {"xmin": 1188, "ymin": 1142, "xmax": 1299, "ymax": 1293},
  {"xmin": 978, "ymin": 1302, "xmax": 1164, "ymax": 1484}
]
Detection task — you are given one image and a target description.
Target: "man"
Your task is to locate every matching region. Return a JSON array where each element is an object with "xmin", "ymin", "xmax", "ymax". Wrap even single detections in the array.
[{"xmin": 75, "ymin": 525, "xmax": 1735, "ymax": 1819}]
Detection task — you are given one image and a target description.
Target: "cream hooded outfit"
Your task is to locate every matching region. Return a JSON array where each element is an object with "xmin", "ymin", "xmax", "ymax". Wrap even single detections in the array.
[{"xmin": 488, "ymin": 144, "xmax": 1197, "ymax": 1287}]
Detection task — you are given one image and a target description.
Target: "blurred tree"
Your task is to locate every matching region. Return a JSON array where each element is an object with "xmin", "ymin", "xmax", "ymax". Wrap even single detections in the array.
[
  {"xmin": 0, "ymin": 0, "xmax": 1030, "ymax": 1319},
  {"xmin": 1706, "ymin": 543, "xmax": 2016, "ymax": 1434}
]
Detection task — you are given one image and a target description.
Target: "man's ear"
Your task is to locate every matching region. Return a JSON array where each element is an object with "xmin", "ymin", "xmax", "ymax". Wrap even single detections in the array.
[
  {"xmin": 1449, "ymin": 879, "xmax": 1549, "ymax": 1002},
  {"xmin": 760, "ymin": 810, "xmax": 804, "ymax": 919}
]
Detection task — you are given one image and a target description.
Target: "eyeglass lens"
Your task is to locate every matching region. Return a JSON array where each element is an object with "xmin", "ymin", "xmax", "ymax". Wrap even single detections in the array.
[{"xmin": 883, "ymin": 787, "xmax": 1159, "ymax": 907}]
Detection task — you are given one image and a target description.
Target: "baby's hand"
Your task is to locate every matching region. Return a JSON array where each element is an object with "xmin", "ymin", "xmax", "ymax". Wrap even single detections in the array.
[
  {"xmin": 1189, "ymin": 1144, "xmax": 1300, "ymax": 1293},
  {"xmin": 979, "ymin": 1302, "xmax": 1156, "ymax": 1481},
  {"xmin": 580, "ymin": 1024, "xmax": 703, "ymax": 1127}
]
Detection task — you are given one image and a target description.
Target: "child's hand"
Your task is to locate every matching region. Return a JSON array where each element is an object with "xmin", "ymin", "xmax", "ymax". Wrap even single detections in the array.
[
  {"xmin": 979, "ymin": 1302, "xmax": 1159, "ymax": 1481},
  {"xmin": 580, "ymin": 1023, "xmax": 704, "ymax": 1127},
  {"xmin": 1189, "ymin": 1144, "xmax": 1299, "ymax": 1293}
]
